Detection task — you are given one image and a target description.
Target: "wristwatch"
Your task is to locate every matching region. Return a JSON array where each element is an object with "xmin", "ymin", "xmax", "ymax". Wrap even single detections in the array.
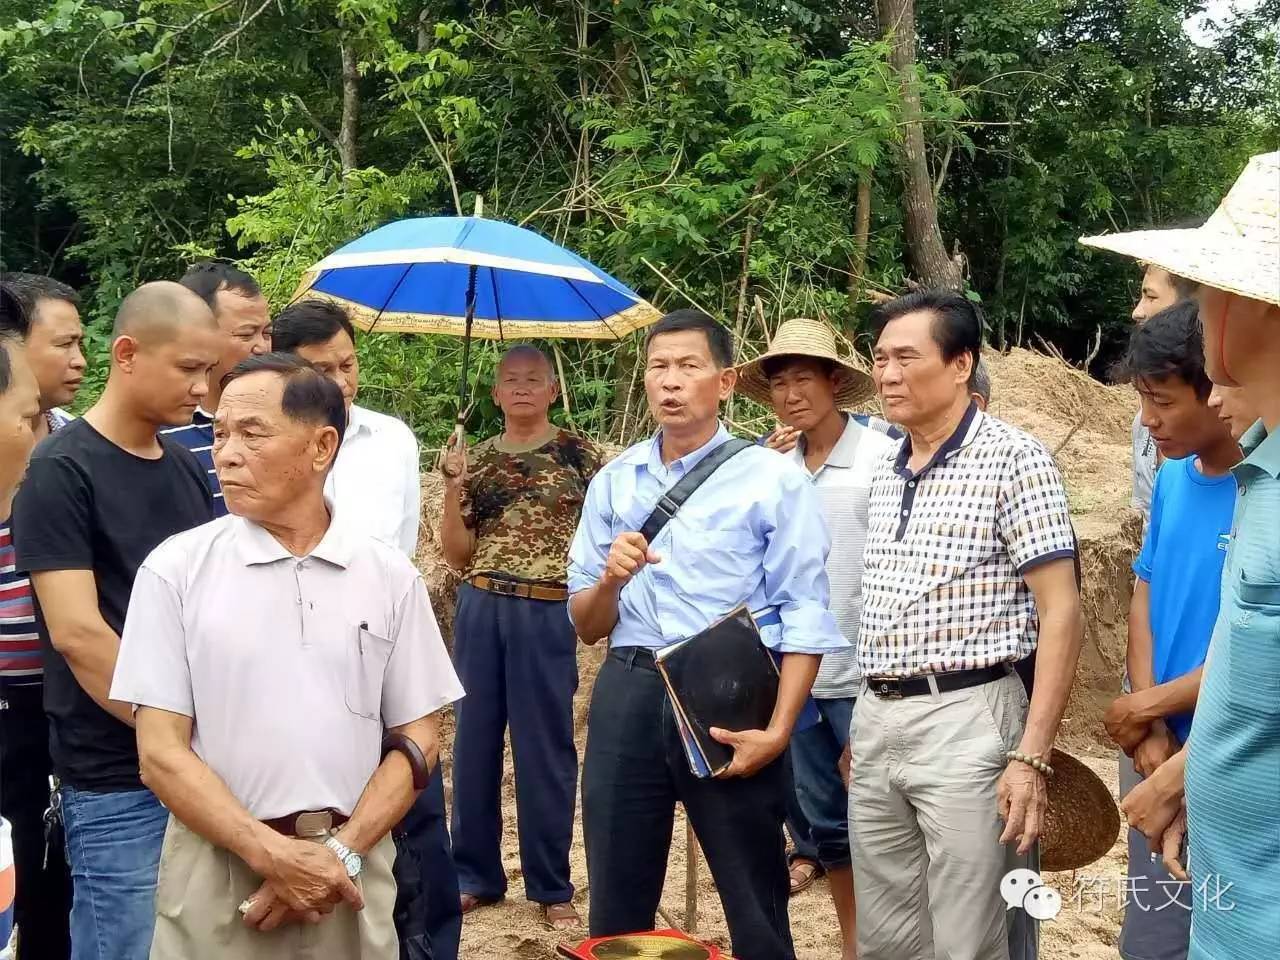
[{"xmin": 324, "ymin": 835, "xmax": 363, "ymax": 880}]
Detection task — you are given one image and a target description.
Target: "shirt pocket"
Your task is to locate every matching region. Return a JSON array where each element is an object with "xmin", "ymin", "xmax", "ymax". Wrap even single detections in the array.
[
  {"xmin": 1227, "ymin": 573, "xmax": 1280, "ymax": 717},
  {"xmin": 345, "ymin": 622, "xmax": 395, "ymax": 722}
]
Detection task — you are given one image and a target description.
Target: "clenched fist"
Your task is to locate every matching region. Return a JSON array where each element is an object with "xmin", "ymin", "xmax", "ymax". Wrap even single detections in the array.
[{"xmin": 602, "ymin": 532, "xmax": 661, "ymax": 588}]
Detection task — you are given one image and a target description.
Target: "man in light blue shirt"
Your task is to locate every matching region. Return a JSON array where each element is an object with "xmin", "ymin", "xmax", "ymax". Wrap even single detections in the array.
[{"xmin": 568, "ymin": 309, "xmax": 842, "ymax": 960}]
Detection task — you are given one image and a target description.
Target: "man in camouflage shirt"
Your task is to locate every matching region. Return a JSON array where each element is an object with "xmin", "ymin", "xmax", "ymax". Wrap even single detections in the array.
[{"xmin": 439, "ymin": 344, "xmax": 603, "ymax": 930}]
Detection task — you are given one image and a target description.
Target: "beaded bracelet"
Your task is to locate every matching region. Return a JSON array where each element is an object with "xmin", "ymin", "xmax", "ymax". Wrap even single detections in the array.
[{"xmin": 1005, "ymin": 750, "xmax": 1055, "ymax": 778}]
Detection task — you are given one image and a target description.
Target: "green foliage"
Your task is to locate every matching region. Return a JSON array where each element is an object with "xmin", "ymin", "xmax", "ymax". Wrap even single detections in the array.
[{"xmin": 2, "ymin": 0, "xmax": 1277, "ymax": 447}]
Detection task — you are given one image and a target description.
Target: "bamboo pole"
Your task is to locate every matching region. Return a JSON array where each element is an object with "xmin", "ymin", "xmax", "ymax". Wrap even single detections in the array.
[{"xmin": 685, "ymin": 819, "xmax": 699, "ymax": 933}]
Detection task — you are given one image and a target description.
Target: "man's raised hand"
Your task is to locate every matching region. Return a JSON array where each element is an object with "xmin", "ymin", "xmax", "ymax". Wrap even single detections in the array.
[{"xmin": 602, "ymin": 532, "xmax": 661, "ymax": 589}]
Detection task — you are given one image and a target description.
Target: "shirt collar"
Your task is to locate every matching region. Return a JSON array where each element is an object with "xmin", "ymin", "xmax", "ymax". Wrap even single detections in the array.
[
  {"xmin": 234, "ymin": 496, "xmax": 354, "ymax": 569},
  {"xmin": 792, "ymin": 413, "xmax": 861, "ymax": 471},
  {"xmin": 344, "ymin": 404, "xmax": 374, "ymax": 441},
  {"xmin": 893, "ymin": 401, "xmax": 980, "ymax": 480},
  {"xmin": 642, "ymin": 422, "xmax": 732, "ymax": 477},
  {"xmin": 1234, "ymin": 419, "xmax": 1280, "ymax": 480}
]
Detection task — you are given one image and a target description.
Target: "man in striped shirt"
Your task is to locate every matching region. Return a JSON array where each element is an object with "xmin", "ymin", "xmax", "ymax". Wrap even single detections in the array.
[
  {"xmin": 0, "ymin": 273, "xmax": 84, "ymax": 959},
  {"xmin": 736, "ymin": 318, "xmax": 892, "ymax": 960},
  {"xmin": 160, "ymin": 262, "xmax": 270, "ymax": 514}
]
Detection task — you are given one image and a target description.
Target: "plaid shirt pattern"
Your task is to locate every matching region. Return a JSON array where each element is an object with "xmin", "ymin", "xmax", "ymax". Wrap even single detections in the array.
[{"xmin": 859, "ymin": 405, "xmax": 1076, "ymax": 677}]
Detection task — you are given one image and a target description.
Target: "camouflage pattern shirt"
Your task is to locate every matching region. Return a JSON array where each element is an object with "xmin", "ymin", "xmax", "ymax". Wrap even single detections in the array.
[{"xmin": 462, "ymin": 428, "xmax": 605, "ymax": 584}]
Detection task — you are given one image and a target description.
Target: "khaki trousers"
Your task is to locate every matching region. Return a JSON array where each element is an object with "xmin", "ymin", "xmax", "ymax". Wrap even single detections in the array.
[
  {"xmin": 849, "ymin": 671, "xmax": 1028, "ymax": 960},
  {"xmin": 150, "ymin": 816, "xmax": 398, "ymax": 960}
]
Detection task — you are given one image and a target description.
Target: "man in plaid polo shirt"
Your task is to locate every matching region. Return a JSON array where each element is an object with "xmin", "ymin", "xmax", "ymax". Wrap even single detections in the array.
[{"xmin": 851, "ymin": 291, "xmax": 1083, "ymax": 960}]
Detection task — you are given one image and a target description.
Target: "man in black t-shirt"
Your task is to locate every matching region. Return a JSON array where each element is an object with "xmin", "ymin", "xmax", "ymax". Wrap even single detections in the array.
[{"xmin": 12, "ymin": 281, "xmax": 220, "ymax": 960}]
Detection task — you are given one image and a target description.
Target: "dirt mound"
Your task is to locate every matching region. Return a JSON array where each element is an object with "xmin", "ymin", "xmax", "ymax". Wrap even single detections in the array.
[{"xmin": 983, "ymin": 348, "xmax": 1140, "ymax": 752}]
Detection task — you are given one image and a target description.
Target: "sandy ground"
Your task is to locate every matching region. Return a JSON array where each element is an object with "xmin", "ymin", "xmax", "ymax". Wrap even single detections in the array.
[
  {"xmin": 414, "ymin": 347, "xmax": 1143, "ymax": 958},
  {"xmin": 448, "ymin": 676, "xmax": 1128, "ymax": 959}
]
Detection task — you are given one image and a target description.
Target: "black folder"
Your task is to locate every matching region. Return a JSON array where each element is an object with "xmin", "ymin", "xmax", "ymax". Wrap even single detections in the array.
[{"xmin": 655, "ymin": 605, "xmax": 780, "ymax": 777}]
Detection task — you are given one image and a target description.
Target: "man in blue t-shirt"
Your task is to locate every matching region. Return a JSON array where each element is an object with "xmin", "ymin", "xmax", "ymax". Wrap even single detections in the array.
[{"xmin": 1103, "ymin": 300, "xmax": 1242, "ymax": 960}]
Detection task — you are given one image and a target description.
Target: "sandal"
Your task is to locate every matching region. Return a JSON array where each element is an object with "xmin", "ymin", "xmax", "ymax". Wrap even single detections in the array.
[
  {"xmin": 459, "ymin": 893, "xmax": 503, "ymax": 915},
  {"xmin": 542, "ymin": 901, "xmax": 581, "ymax": 930},
  {"xmin": 788, "ymin": 857, "xmax": 823, "ymax": 896}
]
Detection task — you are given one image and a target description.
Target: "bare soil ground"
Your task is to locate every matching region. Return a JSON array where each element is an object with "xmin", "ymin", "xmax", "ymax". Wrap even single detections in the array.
[{"xmin": 415, "ymin": 347, "xmax": 1140, "ymax": 958}]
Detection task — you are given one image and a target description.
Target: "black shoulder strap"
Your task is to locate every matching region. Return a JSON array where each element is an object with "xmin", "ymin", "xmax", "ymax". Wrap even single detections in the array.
[{"xmin": 640, "ymin": 437, "xmax": 753, "ymax": 543}]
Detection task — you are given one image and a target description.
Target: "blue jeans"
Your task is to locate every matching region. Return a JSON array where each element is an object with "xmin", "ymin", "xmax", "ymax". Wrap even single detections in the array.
[
  {"xmin": 61, "ymin": 786, "xmax": 167, "ymax": 960},
  {"xmin": 788, "ymin": 696, "xmax": 854, "ymax": 869}
]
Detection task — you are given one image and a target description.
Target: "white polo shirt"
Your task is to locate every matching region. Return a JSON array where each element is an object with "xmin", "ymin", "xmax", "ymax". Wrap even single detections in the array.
[
  {"xmin": 326, "ymin": 404, "xmax": 421, "ymax": 557},
  {"xmin": 111, "ymin": 508, "xmax": 464, "ymax": 820},
  {"xmin": 787, "ymin": 415, "xmax": 896, "ymax": 698}
]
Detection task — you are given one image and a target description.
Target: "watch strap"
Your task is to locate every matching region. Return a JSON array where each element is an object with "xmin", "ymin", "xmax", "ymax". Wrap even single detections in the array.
[{"xmin": 381, "ymin": 732, "xmax": 431, "ymax": 791}]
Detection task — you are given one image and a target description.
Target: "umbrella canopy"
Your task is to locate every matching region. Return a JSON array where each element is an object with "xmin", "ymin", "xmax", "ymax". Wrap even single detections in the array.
[{"xmin": 293, "ymin": 216, "xmax": 661, "ymax": 340}]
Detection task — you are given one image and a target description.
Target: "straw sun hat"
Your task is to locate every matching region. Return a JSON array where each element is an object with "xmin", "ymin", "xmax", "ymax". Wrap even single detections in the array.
[
  {"xmin": 734, "ymin": 318, "xmax": 875, "ymax": 408},
  {"xmin": 1039, "ymin": 749, "xmax": 1122, "ymax": 872},
  {"xmin": 1080, "ymin": 150, "xmax": 1279, "ymax": 307}
]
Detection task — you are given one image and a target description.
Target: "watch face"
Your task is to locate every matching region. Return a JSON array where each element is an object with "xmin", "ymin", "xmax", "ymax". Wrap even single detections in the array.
[{"xmin": 345, "ymin": 853, "xmax": 363, "ymax": 879}]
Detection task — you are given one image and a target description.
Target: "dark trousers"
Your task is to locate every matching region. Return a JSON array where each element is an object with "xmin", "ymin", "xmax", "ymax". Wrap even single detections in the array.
[
  {"xmin": 0, "ymin": 681, "xmax": 72, "ymax": 959},
  {"xmin": 393, "ymin": 766, "xmax": 462, "ymax": 960},
  {"xmin": 582, "ymin": 650, "xmax": 794, "ymax": 960},
  {"xmin": 450, "ymin": 583, "xmax": 578, "ymax": 904}
]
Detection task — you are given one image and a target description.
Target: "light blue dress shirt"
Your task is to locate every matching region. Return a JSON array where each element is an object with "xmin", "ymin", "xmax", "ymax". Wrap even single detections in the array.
[{"xmin": 567, "ymin": 423, "xmax": 843, "ymax": 654}]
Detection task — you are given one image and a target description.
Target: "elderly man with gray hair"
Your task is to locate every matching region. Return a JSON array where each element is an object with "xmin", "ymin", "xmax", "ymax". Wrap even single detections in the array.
[{"xmin": 110, "ymin": 353, "xmax": 463, "ymax": 959}]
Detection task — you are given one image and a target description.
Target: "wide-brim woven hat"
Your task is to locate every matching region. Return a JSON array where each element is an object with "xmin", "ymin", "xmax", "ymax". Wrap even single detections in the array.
[
  {"xmin": 1039, "ymin": 749, "xmax": 1122, "ymax": 872},
  {"xmin": 1080, "ymin": 150, "xmax": 1280, "ymax": 307},
  {"xmin": 734, "ymin": 317, "xmax": 875, "ymax": 408}
]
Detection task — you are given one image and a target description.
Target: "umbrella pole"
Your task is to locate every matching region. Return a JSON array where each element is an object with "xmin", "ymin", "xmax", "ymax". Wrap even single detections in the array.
[{"xmin": 454, "ymin": 265, "xmax": 478, "ymax": 447}]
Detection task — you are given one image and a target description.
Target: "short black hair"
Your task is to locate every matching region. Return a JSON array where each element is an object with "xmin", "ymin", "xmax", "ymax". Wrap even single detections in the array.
[
  {"xmin": 871, "ymin": 289, "xmax": 983, "ymax": 369},
  {"xmin": 644, "ymin": 308, "xmax": 733, "ymax": 368},
  {"xmin": 1114, "ymin": 299, "xmax": 1210, "ymax": 399},
  {"xmin": 0, "ymin": 273, "xmax": 79, "ymax": 337},
  {"xmin": 760, "ymin": 354, "xmax": 837, "ymax": 380},
  {"xmin": 271, "ymin": 299, "xmax": 357, "ymax": 354},
  {"xmin": 179, "ymin": 262, "xmax": 262, "ymax": 309},
  {"xmin": 222, "ymin": 352, "xmax": 348, "ymax": 440}
]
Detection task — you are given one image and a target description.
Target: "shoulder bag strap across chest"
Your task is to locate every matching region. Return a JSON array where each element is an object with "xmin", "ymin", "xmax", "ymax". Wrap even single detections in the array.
[{"xmin": 638, "ymin": 437, "xmax": 753, "ymax": 543}]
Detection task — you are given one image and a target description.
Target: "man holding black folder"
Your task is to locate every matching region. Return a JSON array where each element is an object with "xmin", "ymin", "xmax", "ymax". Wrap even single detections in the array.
[{"xmin": 568, "ymin": 309, "xmax": 843, "ymax": 960}]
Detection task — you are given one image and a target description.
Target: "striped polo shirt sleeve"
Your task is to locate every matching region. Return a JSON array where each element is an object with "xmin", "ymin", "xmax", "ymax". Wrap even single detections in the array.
[
  {"xmin": 159, "ymin": 410, "xmax": 226, "ymax": 516},
  {"xmin": 0, "ymin": 521, "xmax": 42, "ymax": 680}
]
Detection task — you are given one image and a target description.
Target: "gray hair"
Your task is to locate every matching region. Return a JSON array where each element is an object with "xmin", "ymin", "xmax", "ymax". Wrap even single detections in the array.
[
  {"xmin": 497, "ymin": 344, "xmax": 556, "ymax": 382},
  {"xmin": 968, "ymin": 358, "xmax": 992, "ymax": 405}
]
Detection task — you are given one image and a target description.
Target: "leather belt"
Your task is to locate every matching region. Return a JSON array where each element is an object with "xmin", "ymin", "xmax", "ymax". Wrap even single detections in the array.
[
  {"xmin": 263, "ymin": 809, "xmax": 349, "ymax": 838},
  {"xmin": 467, "ymin": 574, "xmax": 568, "ymax": 602},
  {"xmin": 867, "ymin": 663, "xmax": 1012, "ymax": 700}
]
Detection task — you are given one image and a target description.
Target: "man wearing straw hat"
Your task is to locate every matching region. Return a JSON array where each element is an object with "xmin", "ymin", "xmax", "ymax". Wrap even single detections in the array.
[
  {"xmin": 1082, "ymin": 150, "xmax": 1280, "ymax": 960},
  {"xmin": 735, "ymin": 317, "xmax": 889, "ymax": 960}
]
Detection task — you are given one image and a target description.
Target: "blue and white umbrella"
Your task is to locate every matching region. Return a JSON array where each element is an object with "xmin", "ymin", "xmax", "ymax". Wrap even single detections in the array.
[
  {"xmin": 295, "ymin": 216, "xmax": 659, "ymax": 339},
  {"xmin": 293, "ymin": 214, "xmax": 661, "ymax": 414}
]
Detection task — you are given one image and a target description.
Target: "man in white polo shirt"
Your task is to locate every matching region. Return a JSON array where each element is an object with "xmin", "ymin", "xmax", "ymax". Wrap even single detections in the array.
[
  {"xmin": 271, "ymin": 300, "xmax": 420, "ymax": 554},
  {"xmin": 111, "ymin": 354, "xmax": 463, "ymax": 959},
  {"xmin": 271, "ymin": 300, "xmax": 462, "ymax": 960},
  {"xmin": 735, "ymin": 318, "xmax": 891, "ymax": 960},
  {"xmin": 854, "ymin": 290, "xmax": 1082, "ymax": 960}
]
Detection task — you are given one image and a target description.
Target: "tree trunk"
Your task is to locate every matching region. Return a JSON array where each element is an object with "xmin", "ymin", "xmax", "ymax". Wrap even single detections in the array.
[
  {"xmin": 877, "ymin": 0, "xmax": 963, "ymax": 291},
  {"xmin": 848, "ymin": 169, "xmax": 873, "ymax": 307},
  {"xmin": 338, "ymin": 40, "xmax": 360, "ymax": 173}
]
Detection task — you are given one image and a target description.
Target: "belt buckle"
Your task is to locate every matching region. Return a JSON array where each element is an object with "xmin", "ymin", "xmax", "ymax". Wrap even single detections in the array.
[
  {"xmin": 293, "ymin": 811, "xmax": 333, "ymax": 838},
  {"xmin": 488, "ymin": 578, "xmax": 519, "ymax": 597},
  {"xmin": 871, "ymin": 677, "xmax": 903, "ymax": 700}
]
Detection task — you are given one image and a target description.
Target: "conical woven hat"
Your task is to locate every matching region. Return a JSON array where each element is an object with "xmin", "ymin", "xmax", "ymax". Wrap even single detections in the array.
[
  {"xmin": 734, "ymin": 318, "xmax": 875, "ymax": 408},
  {"xmin": 1039, "ymin": 749, "xmax": 1122, "ymax": 872},
  {"xmin": 1080, "ymin": 151, "xmax": 1279, "ymax": 307}
]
